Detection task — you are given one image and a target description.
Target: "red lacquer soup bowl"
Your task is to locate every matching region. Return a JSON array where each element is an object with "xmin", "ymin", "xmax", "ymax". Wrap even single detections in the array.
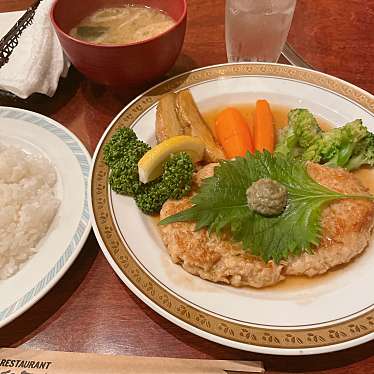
[{"xmin": 51, "ymin": 0, "xmax": 187, "ymax": 88}]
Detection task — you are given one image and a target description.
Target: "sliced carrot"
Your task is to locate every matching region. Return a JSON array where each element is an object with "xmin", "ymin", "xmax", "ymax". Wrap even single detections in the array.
[
  {"xmin": 254, "ymin": 99, "xmax": 275, "ymax": 153},
  {"xmin": 215, "ymin": 107, "xmax": 254, "ymax": 159}
]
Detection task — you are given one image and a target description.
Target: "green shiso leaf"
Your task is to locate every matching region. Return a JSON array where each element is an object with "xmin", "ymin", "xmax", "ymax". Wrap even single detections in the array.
[{"xmin": 160, "ymin": 151, "xmax": 373, "ymax": 263}]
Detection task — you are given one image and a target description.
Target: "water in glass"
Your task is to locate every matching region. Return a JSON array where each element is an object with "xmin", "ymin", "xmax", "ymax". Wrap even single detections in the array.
[{"xmin": 225, "ymin": 0, "xmax": 297, "ymax": 62}]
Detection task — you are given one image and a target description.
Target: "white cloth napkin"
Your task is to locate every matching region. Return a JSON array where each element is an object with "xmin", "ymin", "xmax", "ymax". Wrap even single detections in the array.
[{"xmin": 0, "ymin": 0, "xmax": 70, "ymax": 99}]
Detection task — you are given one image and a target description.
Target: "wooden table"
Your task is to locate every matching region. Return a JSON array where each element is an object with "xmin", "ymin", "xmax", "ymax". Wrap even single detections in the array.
[{"xmin": 1, "ymin": 1, "xmax": 374, "ymax": 372}]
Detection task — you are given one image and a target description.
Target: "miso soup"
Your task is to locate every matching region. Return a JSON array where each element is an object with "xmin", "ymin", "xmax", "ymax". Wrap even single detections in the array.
[{"xmin": 69, "ymin": 5, "xmax": 176, "ymax": 45}]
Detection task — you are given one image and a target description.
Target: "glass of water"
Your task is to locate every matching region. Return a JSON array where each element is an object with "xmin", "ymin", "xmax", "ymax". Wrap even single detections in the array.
[{"xmin": 225, "ymin": 0, "xmax": 297, "ymax": 63}]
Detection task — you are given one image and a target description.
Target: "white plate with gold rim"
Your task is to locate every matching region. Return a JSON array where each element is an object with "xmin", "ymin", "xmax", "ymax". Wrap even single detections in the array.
[{"xmin": 89, "ymin": 63, "xmax": 374, "ymax": 355}]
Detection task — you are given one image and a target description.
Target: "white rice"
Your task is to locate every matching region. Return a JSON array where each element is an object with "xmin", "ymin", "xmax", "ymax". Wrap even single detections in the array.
[{"xmin": 0, "ymin": 143, "xmax": 60, "ymax": 280}]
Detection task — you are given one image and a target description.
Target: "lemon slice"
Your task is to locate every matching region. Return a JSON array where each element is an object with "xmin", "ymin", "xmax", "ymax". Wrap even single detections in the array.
[{"xmin": 138, "ymin": 135, "xmax": 205, "ymax": 183}]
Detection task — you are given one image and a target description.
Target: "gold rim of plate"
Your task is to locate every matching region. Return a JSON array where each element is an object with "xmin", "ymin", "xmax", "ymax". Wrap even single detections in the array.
[{"xmin": 91, "ymin": 63, "xmax": 374, "ymax": 351}]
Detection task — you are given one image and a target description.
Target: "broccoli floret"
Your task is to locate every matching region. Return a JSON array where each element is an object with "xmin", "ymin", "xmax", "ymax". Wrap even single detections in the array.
[
  {"xmin": 103, "ymin": 127, "xmax": 139, "ymax": 168},
  {"xmin": 135, "ymin": 152, "xmax": 194, "ymax": 214},
  {"xmin": 275, "ymin": 126, "xmax": 298, "ymax": 157},
  {"xmin": 290, "ymin": 109, "xmax": 322, "ymax": 148},
  {"xmin": 300, "ymin": 141, "xmax": 322, "ymax": 162},
  {"xmin": 308, "ymin": 119, "xmax": 371, "ymax": 170},
  {"xmin": 322, "ymin": 120, "xmax": 366, "ymax": 164},
  {"xmin": 303, "ymin": 124, "xmax": 353, "ymax": 164},
  {"xmin": 276, "ymin": 109, "xmax": 322, "ymax": 157},
  {"xmin": 345, "ymin": 132, "xmax": 374, "ymax": 170},
  {"xmin": 104, "ymin": 127, "xmax": 150, "ymax": 196},
  {"xmin": 275, "ymin": 110, "xmax": 374, "ymax": 172},
  {"xmin": 109, "ymin": 151, "xmax": 145, "ymax": 196},
  {"xmin": 161, "ymin": 152, "xmax": 194, "ymax": 199}
]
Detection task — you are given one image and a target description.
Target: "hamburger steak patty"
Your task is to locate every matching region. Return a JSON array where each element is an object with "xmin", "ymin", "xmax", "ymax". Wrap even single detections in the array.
[{"xmin": 159, "ymin": 163, "xmax": 374, "ymax": 288}]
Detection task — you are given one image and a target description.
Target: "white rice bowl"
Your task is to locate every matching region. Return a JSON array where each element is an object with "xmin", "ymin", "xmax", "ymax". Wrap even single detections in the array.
[{"xmin": 0, "ymin": 143, "xmax": 60, "ymax": 279}]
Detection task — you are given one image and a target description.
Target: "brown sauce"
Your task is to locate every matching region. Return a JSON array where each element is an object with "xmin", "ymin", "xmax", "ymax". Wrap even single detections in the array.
[
  {"xmin": 268, "ymin": 264, "xmax": 347, "ymax": 292},
  {"xmin": 151, "ymin": 214, "xmax": 161, "ymax": 225}
]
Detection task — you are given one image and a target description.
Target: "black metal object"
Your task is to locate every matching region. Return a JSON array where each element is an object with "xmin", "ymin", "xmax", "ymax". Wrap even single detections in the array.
[{"xmin": 0, "ymin": 0, "xmax": 43, "ymax": 69}]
